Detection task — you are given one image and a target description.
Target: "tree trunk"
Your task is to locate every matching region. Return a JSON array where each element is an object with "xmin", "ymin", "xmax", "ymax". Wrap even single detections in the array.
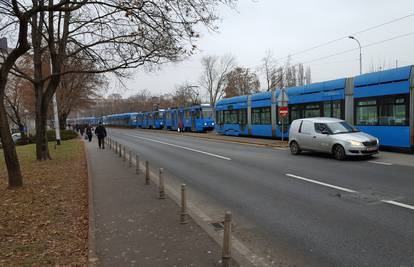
[
  {"xmin": 35, "ymin": 92, "xmax": 51, "ymax": 161},
  {"xmin": 59, "ymin": 113, "xmax": 67, "ymax": 131},
  {"xmin": 0, "ymin": 100, "xmax": 23, "ymax": 187}
]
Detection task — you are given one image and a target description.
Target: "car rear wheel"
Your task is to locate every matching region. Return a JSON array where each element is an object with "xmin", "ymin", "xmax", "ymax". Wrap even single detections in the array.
[
  {"xmin": 333, "ymin": 145, "xmax": 346, "ymax": 160},
  {"xmin": 290, "ymin": 141, "xmax": 301, "ymax": 155}
]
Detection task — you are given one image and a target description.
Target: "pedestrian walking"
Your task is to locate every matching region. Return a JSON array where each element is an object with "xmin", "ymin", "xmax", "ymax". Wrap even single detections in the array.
[
  {"xmin": 178, "ymin": 120, "xmax": 184, "ymax": 133},
  {"xmin": 79, "ymin": 125, "xmax": 85, "ymax": 137},
  {"xmin": 86, "ymin": 125, "xmax": 93, "ymax": 142},
  {"xmin": 94, "ymin": 122, "xmax": 107, "ymax": 149}
]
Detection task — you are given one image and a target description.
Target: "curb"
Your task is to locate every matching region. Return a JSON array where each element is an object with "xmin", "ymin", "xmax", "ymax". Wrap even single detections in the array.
[{"xmin": 84, "ymin": 141, "xmax": 98, "ymax": 267}]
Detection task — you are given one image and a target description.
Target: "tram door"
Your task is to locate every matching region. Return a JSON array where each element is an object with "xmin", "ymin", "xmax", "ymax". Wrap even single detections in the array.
[
  {"xmin": 171, "ymin": 111, "xmax": 176, "ymax": 129},
  {"xmin": 191, "ymin": 110, "xmax": 197, "ymax": 131},
  {"xmin": 178, "ymin": 111, "xmax": 184, "ymax": 129}
]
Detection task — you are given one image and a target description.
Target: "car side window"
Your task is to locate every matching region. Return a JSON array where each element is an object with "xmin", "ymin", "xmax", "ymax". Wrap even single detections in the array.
[
  {"xmin": 315, "ymin": 123, "xmax": 329, "ymax": 134},
  {"xmin": 300, "ymin": 121, "xmax": 313, "ymax": 134}
]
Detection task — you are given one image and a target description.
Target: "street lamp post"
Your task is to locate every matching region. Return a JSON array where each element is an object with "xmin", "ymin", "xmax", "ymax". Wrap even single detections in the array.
[{"xmin": 349, "ymin": 36, "xmax": 362, "ymax": 75}]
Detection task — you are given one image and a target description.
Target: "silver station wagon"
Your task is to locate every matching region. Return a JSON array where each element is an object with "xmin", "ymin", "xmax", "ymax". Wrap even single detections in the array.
[{"xmin": 288, "ymin": 118, "xmax": 379, "ymax": 160}]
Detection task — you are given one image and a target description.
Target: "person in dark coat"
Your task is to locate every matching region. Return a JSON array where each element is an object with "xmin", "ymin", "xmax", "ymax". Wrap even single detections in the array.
[
  {"xmin": 86, "ymin": 125, "xmax": 93, "ymax": 142},
  {"xmin": 94, "ymin": 122, "xmax": 107, "ymax": 149},
  {"xmin": 79, "ymin": 125, "xmax": 85, "ymax": 136}
]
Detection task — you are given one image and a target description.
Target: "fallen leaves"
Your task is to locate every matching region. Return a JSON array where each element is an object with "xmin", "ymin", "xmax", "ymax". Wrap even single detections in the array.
[{"xmin": 0, "ymin": 140, "xmax": 88, "ymax": 266}]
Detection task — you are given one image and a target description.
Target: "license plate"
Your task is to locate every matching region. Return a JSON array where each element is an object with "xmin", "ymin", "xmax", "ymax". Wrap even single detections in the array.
[{"xmin": 366, "ymin": 147, "xmax": 377, "ymax": 151}]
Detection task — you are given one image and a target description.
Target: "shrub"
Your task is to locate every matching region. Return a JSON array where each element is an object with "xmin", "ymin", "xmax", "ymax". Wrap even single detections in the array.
[
  {"xmin": 47, "ymin": 130, "xmax": 78, "ymax": 141},
  {"xmin": 3, "ymin": 130, "xmax": 78, "ymax": 147}
]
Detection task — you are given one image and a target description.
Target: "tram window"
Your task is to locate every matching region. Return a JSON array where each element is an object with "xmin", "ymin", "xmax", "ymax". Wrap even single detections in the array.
[
  {"xmin": 230, "ymin": 110, "xmax": 238, "ymax": 124},
  {"xmin": 324, "ymin": 103, "xmax": 331, "ymax": 117},
  {"xmin": 290, "ymin": 106, "xmax": 302, "ymax": 122},
  {"xmin": 239, "ymin": 109, "xmax": 247, "ymax": 124},
  {"xmin": 216, "ymin": 110, "xmax": 224, "ymax": 124},
  {"xmin": 202, "ymin": 108, "xmax": 213, "ymax": 119},
  {"xmin": 194, "ymin": 110, "xmax": 201, "ymax": 119},
  {"xmin": 379, "ymin": 96, "xmax": 408, "ymax": 126},
  {"xmin": 323, "ymin": 101, "xmax": 342, "ymax": 119},
  {"xmin": 304, "ymin": 104, "xmax": 321, "ymax": 118},
  {"xmin": 252, "ymin": 107, "xmax": 271, "ymax": 124},
  {"xmin": 262, "ymin": 107, "xmax": 271, "ymax": 124},
  {"xmin": 223, "ymin": 110, "xmax": 237, "ymax": 124},
  {"xmin": 355, "ymin": 99, "xmax": 378, "ymax": 125},
  {"xmin": 252, "ymin": 108, "xmax": 261, "ymax": 124},
  {"xmin": 332, "ymin": 101, "xmax": 342, "ymax": 119}
]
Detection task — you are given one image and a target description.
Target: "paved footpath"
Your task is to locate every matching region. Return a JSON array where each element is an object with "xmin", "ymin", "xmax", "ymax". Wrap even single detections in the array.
[{"xmin": 85, "ymin": 139, "xmax": 236, "ymax": 267}]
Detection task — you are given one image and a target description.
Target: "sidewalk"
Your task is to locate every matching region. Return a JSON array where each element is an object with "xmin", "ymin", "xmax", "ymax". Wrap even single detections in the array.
[{"xmin": 85, "ymin": 138, "xmax": 235, "ymax": 267}]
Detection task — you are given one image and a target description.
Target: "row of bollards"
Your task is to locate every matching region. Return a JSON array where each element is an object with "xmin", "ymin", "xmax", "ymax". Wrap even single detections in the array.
[{"xmin": 105, "ymin": 137, "xmax": 232, "ymax": 266}]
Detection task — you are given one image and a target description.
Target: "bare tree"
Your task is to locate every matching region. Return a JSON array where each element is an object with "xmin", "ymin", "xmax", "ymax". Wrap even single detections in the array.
[
  {"xmin": 172, "ymin": 83, "xmax": 201, "ymax": 107},
  {"xmin": 0, "ymin": 0, "xmax": 80, "ymax": 186},
  {"xmin": 4, "ymin": 74, "xmax": 32, "ymax": 144},
  {"xmin": 297, "ymin": 63, "xmax": 305, "ymax": 86},
  {"xmin": 57, "ymin": 60, "xmax": 105, "ymax": 129},
  {"xmin": 1, "ymin": 0, "xmax": 237, "ymax": 186},
  {"xmin": 259, "ymin": 49, "xmax": 278, "ymax": 91},
  {"xmin": 4, "ymin": 0, "xmax": 237, "ymax": 161},
  {"xmin": 199, "ymin": 54, "xmax": 235, "ymax": 106},
  {"xmin": 224, "ymin": 67, "xmax": 260, "ymax": 97},
  {"xmin": 305, "ymin": 66, "xmax": 312, "ymax": 85}
]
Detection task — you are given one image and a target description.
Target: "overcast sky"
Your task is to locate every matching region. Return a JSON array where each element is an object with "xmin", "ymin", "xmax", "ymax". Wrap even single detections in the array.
[{"xmin": 109, "ymin": 0, "xmax": 414, "ymax": 99}]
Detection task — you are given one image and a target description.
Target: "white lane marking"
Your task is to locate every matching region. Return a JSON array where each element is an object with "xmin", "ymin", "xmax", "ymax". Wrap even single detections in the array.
[
  {"xmin": 381, "ymin": 200, "xmax": 414, "ymax": 210},
  {"xmin": 125, "ymin": 134, "xmax": 232, "ymax": 161},
  {"xmin": 285, "ymin": 174, "xmax": 357, "ymax": 193},
  {"xmin": 274, "ymin": 147, "xmax": 288, "ymax": 150},
  {"xmin": 368, "ymin": 161, "xmax": 392, "ymax": 166}
]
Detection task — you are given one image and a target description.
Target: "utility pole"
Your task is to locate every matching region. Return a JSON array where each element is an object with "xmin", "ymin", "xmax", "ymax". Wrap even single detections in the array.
[
  {"xmin": 349, "ymin": 36, "xmax": 362, "ymax": 75},
  {"xmin": 50, "ymin": 58, "xmax": 61, "ymax": 145}
]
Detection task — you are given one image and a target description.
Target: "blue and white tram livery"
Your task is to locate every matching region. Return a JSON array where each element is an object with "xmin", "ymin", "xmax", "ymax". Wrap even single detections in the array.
[{"xmin": 215, "ymin": 65, "xmax": 414, "ymax": 151}]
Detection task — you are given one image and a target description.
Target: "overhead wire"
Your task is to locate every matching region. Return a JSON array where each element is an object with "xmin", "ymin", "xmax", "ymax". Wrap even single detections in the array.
[
  {"xmin": 275, "ymin": 12, "xmax": 414, "ymax": 62},
  {"xmin": 301, "ymin": 30, "xmax": 414, "ymax": 65}
]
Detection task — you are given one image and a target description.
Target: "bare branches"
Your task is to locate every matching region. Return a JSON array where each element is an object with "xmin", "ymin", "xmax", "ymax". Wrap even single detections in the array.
[{"xmin": 199, "ymin": 54, "xmax": 235, "ymax": 106}]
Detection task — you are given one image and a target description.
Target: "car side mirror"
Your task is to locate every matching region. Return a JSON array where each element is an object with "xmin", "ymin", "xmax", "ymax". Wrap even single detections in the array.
[{"xmin": 321, "ymin": 130, "xmax": 330, "ymax": 135}]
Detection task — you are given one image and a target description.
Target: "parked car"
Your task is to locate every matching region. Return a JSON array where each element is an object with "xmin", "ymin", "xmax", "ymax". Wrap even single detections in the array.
[
  {"xmin": 289, "ymin": 118, "xmax": 379, "ymax": 160},
  {"xmin": 12, "ymin": 133, "xmax": 22, "ymax": 143}
]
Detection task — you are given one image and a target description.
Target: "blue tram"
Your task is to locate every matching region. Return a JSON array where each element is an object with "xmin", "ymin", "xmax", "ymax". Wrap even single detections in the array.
[
  {"xmin": 105, "ymin": 113, "xmax": 138, "ymax": 127},
  {"xmin": 215, "ymin": 65, "xmax": 414, "ymax": 150}
]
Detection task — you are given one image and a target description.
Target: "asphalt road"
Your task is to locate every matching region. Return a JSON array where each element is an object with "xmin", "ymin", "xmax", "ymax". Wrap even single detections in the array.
[{"xmin": 108, "ymin": 128, "xmax": 414, "ymax": 267}]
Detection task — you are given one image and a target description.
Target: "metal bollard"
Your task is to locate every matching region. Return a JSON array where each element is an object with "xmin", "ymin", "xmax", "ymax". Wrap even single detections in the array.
[
  {"xmin": 159, "ymin": 168, "xmax": 165, "ymax": 199},
  {"xmin": 145, "ymin": 161, "xmax": 150, "ymax": 185},
  {"xmin": 129, "ymin": 150, "xmax": 132, "ymax": 167},
  {"xmin": 123, "ymin": 146, "xmax": 126, "ymax": 161},
  {"xmin": 180, "ymin": 184, "xmax": 188, "ymax": 224},
  {"xmin": 109, "ymin": 138, "xmax": 112, "ymax": 149},
  {"xmin": 135, "ymin": 154, "xmax": 140, "ymax": 174},
  {"xmin": 114, "ymin": 141, "xmax": 117, "ymax": 153},
  {"xmin": 221, "ymin": 211, "xmax": 232, "ymax": 267},
  {"xmin": 119, "ymin": 144, "xmax": 122, "ymax": 157}
]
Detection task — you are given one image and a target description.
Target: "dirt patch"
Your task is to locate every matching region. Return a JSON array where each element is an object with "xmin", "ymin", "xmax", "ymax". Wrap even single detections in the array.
[{"xmin": 0, "ymin": 140, "xmax": 88, "ymax": 266}]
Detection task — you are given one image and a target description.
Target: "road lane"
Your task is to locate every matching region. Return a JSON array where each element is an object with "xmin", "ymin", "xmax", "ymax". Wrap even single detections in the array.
[
  {"xmin": 108, "ymin": 128, "xmax": 414, "ymax": 266},
  {"xmin": 118, "ymin": 128, "xmax": 414, "ymax": 205}
]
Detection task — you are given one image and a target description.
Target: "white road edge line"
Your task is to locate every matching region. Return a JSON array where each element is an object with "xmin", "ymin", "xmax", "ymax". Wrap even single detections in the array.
[
  {"xmin": 368, "ymin": 161, "xmax": 393, "ymax": 166},
  {"xmin": 125, "ymin": 133, "xmax": 232, "ymax": 161},
  {"xmin": 285, "ymin": 174, "xmax": 357, "ymax": 193},
  {"xmin": 381, "ymin": 200, "xmax": 414, "ymax": 210}
]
